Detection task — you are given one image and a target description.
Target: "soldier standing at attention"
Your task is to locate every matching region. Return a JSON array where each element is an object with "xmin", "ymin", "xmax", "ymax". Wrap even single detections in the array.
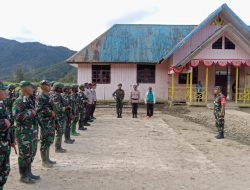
[
  {"xmin": 214, "ymin": 86, "xmax": 226, "ymax": 139},
  {"xmin": 78, "ymin": 84, "xmax": 89, "ymax": 130},
  {"xmin": 71, "ymin": 84, "xmax": 81, "ymax": 136},
  {"xmin": 5, "ymin": 84, "xmax": 17, "ymax": 125},
  {"xmin": 13, "ymin": 81, "xmax": 40, "ymax": 184},
  {"xmin": 112, "ymin": 83, "xmax": 125, "ymax": 118},
  {"xmin": 0, "ymin": 81, "xmax": 11, "ymax": 190},
  {"xmin": 50, "ymin": 82, "xmax": 67, "ymax": 153},
  {"xmin": 130, "ymin": 84, "xmax": 140, "ymax": 118},
  {"xmin": 36, "ymin": 80, "xmax": 56, "ymax": 168},
  {"xmin": 62, "ymin": 85, "xmax": 75, "ymax": 144}
]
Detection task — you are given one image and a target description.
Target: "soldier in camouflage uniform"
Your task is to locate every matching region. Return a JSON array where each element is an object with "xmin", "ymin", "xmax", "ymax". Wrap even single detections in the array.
[
  {"xmin": 62, "ymin": 85, "xmax": 75, "ymax": 144},
  {"xmin": 5, "ymin": 84, "xmax": 17, "ymax": 125},
  {"xmin": 112, "ymin": 83, "xmax": 125, "ymax": 118},
  {"xmin": 36, "ymin": 80, "xmax": 56, "ymax": 168},
  {"xmin": 214, "ymin": 86, "xmax": 226, "ymax": 139},
  {"xmin": 50, "ymin": 82, "xmax": 67, "ymax": 153},
  {"xmin": 13, "ymin": 81, "xmax": 40, "ymax": 184},
  {"xmin": 0, "ymin": 82, "xmax": 11, "ymax": 190},
  {"xmin": 71, "ymin": 84, "xmax": 81, "ymax": 136},
  {"xmin": 78, "ymin": 84, "xmax": 89, "ymax": 130}
]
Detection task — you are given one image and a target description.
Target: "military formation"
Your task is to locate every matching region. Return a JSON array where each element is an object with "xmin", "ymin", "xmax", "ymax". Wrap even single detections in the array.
[{"xmin": 0, "ymin": 80, "xmax": 97, "ymax": 189}]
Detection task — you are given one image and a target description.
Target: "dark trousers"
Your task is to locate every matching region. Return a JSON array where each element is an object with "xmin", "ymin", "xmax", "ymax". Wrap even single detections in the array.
[
  {"xmin": 90, "ymin": 101, "xmax": 96, "ymax": 118},
  {"xmin": 132, "ymin": 103, "xmax": 138, "ymax": 115},
  {"xmin": 147, "ymin": 103, "xmax": 154, "ymax": 117},
  {"xmin": 84, "ymin": 104, "xmax": 92, "ymax": 122}
]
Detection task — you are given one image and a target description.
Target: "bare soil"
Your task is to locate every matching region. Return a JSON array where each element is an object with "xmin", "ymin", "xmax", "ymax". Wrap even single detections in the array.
[{"xmin": 5, "ymin": 107, "xmax": 250, "ymax": 190}]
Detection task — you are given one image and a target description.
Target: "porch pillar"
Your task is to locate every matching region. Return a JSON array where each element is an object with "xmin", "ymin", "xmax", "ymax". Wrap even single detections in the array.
[
  {"xmin": 235, "ymin": 67, "xmax": 239, "ymax": 104},
  {"xmin": 171, "ymin": 73, "xmax": 175, "ymax": 101},
  {"xmin": 189, "ymin": 69, "xmax": 193, "ymax": 103},
  {"xmin": 244, "ymin": 68, "xmax": 247, "ymax": 103},
  {"xmin": 205, "ymin": 67, "xmax": 209, "ymax": 104},
  {"xmin": 227, "ymin": 65, "xmax": 231, "ymax": 100}
]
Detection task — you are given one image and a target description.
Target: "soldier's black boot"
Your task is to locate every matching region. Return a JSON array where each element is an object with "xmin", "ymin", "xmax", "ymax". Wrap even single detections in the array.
[
  {"xmin": 41, "ymin": 150, "xmax": 53, "ymax": 168},
  {"xmin": 215, "ymin": 132, "xmax": 224, "ymax": 139},
  {"xmin": 83, "ymin": 122, "xmax": 91, "ymax": 127},
  {"xmin": 19, "ymin": 165, "xmax": 36, "ymax": 184},
  {"xmin": 64, "ymin": 127, "xmax": 75, "ymax": 144},
  {"xmin": 135, "ymin": 114, "xmax": 138, "ymax": 118},
  {"xmin": 55, "ymin": 137, "xmax": 67, "ymax": 153},
  {"xmin": 132, "ymin": 113, "xmax": 135, "ymax": 118},
  {"xmin": 28, "ymin": 163, "xmax": 41, "ymax": 180},
  {"xmin": 47, "ymin": 147, "xmax": 56, "ymax": 164},
  {"xmin": 221, "ymin": 131, "xmax": 224, "ymax": 138}
]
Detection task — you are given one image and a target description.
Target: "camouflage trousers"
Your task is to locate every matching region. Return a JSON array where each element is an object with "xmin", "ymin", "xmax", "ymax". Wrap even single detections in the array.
[
  {"xmin": 0, "ymin": 140, "xmax": 10, "ymax": 187},
  {"xmin": 72, "ymin": 113, "xmax": 79, "ymax": 126},
  {"xmin": 79, "ymin": 107, "xmax": 86, "ymax": 126},
  {"xmin": 40, "ymin": 120, "xmax": 55, "ymax": 151},
  {"xmin": 215, "ymin": 110, "xmax": 224, "ymax": 133},
  {"xmin": 55, "ymin": 117, "xmax": 66, "ymax": 137},
  {"xmin": 16, "ymin": 124, "xmax": 38, "ymax": 167},
  {"xmin": 116, "ymin": 101, "xmax": 123, "ymax": 115}
]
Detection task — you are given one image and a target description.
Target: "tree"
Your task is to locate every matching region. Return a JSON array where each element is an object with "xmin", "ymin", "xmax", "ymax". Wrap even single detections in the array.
[{"xmin": 15, "ymin": 64, "xmax": 24, "ymax": 82}]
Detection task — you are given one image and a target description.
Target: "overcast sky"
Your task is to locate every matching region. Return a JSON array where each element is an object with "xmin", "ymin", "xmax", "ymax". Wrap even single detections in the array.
[{"xmin": 0, "ymin": 0, "xmax": 249, "ymax": 51}]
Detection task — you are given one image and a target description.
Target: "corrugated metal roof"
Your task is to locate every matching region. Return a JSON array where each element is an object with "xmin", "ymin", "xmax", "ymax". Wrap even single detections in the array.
[
  {"xmin": 67, "ymin": 24, "xmax": 196, "ymax": 64},
  {"xmin": 162, "ymin": 3, "xmax": 250, "ymax": 65}
]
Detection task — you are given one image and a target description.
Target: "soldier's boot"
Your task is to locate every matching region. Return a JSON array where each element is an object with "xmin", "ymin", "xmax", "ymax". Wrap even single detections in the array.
[
  {"xmin": 79, "ymin": 120, "xmax": 88, "ymax": 130},
  {"xmin": 55, "ymin": 137, "xmax": 67, "ymax": 153},
  {"xmin": 64, "ymin": 127, "xmax": 75, "ymax": 144},
  {"xmin": 83, "ymin": 122, "xmax": 91, "ymax": 127},
  {"xmin": 41, "ymin": 150, "xmax": 53, "ymax": 168},
  {"xmin": 71, "ymin": 123, "xmax": 80, "ymax": 136},
  {"xmin": 19, "ymin": 165, "xmax": 36, "ymax": 184},
  {"xmin": 215, "ymin": 131, "xmax": 224, "ymax": 139},
  {"xmin": 47, "ymin": 147, "xmax": 56, "ymax": 164},
  {"xmin": 221, "ymin": 131, "xmax": 224, "ymax": 138},
  {"xmin": 132, "ymin": 113, "xmax": 135, "ymax": 118},
  {"xmin": 28, "ymin": 163, "xmax": 40, "ymax": 180},
  {"xmin": 135, "ymin": 114, "xmax": 138, "ymax": 118}
]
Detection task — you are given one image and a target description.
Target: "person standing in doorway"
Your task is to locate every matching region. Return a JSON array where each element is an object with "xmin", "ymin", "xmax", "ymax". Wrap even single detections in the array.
[
  {"xmin": 196, "ymin": 81, "xmax": 203, "ymax": 102},
  {"xmin": 145, "ymin": 87, "xmax": 156, "ymax": 118},
  {"xmin": 112, "ymin": 83, "xmax": 125, "ymax": 118},
  {"xmin": 130, "ymin": 85, "xmax": 140, "ymax": 118}
]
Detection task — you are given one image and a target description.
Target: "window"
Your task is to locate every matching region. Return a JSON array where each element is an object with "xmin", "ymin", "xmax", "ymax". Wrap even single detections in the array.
[
  {"xmin": 224, "ymin": 37, "xmax": 235, "ymax": 49},
  {"xmin": 212, "ymin": 37, "xmax": 223, "ymax": 49},
  {"xmin": 92, "ymin": 65, "xmax": 111, "ymax": 84},
  {"xmin": 137, "ymin": 65, "xmax": 155, "ymax": 83},
  {"xmin": 178, "ymin": 67, "xmax": 198, "ymax": 84}
]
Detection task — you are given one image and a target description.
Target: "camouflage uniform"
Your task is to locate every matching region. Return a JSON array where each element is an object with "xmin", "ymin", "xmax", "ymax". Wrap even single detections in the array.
[
  {"xmin": 113, "ymin": 85, "xmax": 125, "ymax": 118},
  {"xmin": 5, "ymin": 85, "xmax": 17, "ymax": 126},
  {"xmin": 0, "ymin": 82, "xmax": 11, "ymax": 189},
  {"xmin": 78, "ymin": 85, "xmax": 89, "ymax": 129},
  {"xmin": 214, "ymin": 93, "xmax": 226, "ymax": 138},
  {"xmin": 50, "ymin": 83, "xmax": 67, "ymax": 153},
  {"xmin": 62, "ymin": 86, "xmax": 75, "ymax": 144},
  {"xmin": 13, "ymin": 81, "xmax": 39, "ymax": 183},
  {"xmin": 71, "ymin": 85, "xmax": 81, "ymax": 136}
]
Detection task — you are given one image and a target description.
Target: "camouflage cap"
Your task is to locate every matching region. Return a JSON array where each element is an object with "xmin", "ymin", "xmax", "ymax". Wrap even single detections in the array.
[
  {"xmin": 53, "ymin": 82, "xmax": 64, "ymax": 89},
  {"xmin": 8, "ymin": 84, "xmax": 16, "ymax": 89},
  {"xmin": 0, "ymin": 81, "xmax": 8, "ymax": 91},
  {"xmin": 20, "ymin": 81, "xmax": 32, "ymax": 88},
  {"xmin": 118, "ymin": 83, "xmax": 122, "ymax": 86},
  {"xmin": 64, "ymin": 85, "xmax": 71, "ymax": 89},
  {"xmin": 40, "ymin": 80, "xmax": 51, "ymax": 86},
  {"xmin": 71, "ymin": 84, "xmax": 79, "ymax": 89},
  {"xmin": 79, "ymin": 84, "xmax": 85, "ymax": 89}
]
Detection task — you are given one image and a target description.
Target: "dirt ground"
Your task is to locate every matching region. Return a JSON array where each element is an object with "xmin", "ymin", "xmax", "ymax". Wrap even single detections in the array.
[{"xmin": 5, "ymin": 107, "xmax": 250, "ymax": 190}]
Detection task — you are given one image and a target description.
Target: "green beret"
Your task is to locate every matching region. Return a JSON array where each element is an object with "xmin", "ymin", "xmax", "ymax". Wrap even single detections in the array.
[
  {"xmin": 20, "ymin": 81, "xmax": 32, "ymax": 88},
  {"xmin": 40, "ymin": 80, "xmax": 51, "ymax": 86},
  {"xmin": 0, "ymin": 81, "xmax": 8, "ymax": 91},
  {"xmin": 53, "ymin": 82, "xmax": 64, "ymax": 89},
  {"xmin": 71, "ymin": 84, "xmax": 79, "ymax": 89},
  {"xmin": 8, "ymin": 84, "xmax": 16, "ymax": 89}
]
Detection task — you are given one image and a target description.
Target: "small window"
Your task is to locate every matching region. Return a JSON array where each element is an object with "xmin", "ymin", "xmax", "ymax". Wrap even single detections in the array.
[
  {"xmin": 225, "ymin": 37, "xmax": 235, "ymax": 49},
  {"xmin": 137, "ymin": 65, "xmax": 155, "ymax": 83},
  {"xmin": 92, "ymin": 65, "xmax": 111, "ymax": 84},
  {"xmin": 178, "ymin": 67, "xmax": 198, "ymax": 84},
  {"xmin": 212, "ymin": 37, "xmax": 223, "ymax": 49}
]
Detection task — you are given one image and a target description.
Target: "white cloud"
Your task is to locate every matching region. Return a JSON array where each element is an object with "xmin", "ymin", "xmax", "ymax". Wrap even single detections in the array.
[{"xmin": 0, "ymin": 0, "xmax": 249, "ymax": 50}]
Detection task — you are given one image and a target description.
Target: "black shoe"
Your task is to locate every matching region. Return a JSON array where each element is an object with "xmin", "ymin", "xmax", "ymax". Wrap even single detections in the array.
[
  {"xmin": 88, "ymin": 119, "xmax": 94, "ymax": 122},
  {"xmin": 84, "ymin": 123, "xmax": 91, "ymax": 126},
  {"xmin": 64, "ymin": 139, "xmax": 75, "ymax": 144},
  {"xmin": 215, "ymin": 132, "xmax": 224, "ymax": 139},
  {"xmin": 79, "ymin": 126, "xmax": 88, "ymax": 130},
  {"xmin": 92, "ymin": 117, "xmax": 96, "ymax": 120}
]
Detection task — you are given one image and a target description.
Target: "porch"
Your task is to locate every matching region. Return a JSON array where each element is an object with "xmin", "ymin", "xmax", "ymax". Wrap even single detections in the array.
[{"xmin": 167, "ymin": 59, "xmax": 250, "ymax": 107}]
